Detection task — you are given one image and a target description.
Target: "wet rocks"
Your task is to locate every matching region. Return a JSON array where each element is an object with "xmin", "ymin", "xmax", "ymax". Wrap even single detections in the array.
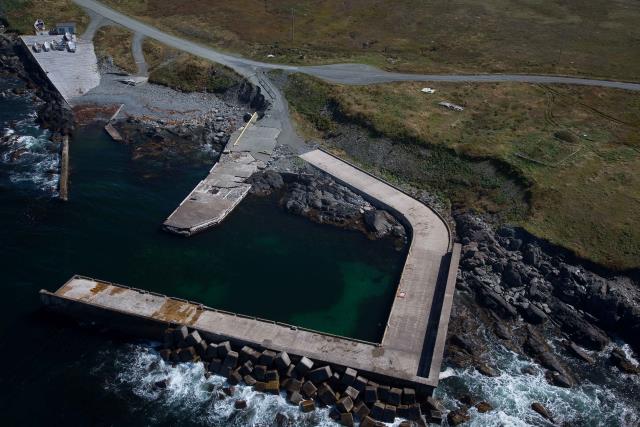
[
  {"xmin": 447, "ymin": 408, "xmax": 470, "ymax": 425},
  {"xmin": 451, "ymin": 210, "xmax": 640, "ymax": 398},
  {"xmin": 363, "ymin": 210, "xmax": 404, "ymax": 239},
  {"xmin": 159, "ymin": 326, "xmax": 443, "ymax": 424},
  {"xmin": 248, "ymin": 170, "xmax": 284, "ymax": 195},
  {"xmin": 531, "ymin": 402, "xmax": 553, "ymax": 422},
  {"xmin": 248, "ymin": 170, "xmax": 407, "ymax": 244},
  {"xmin": 610, "ymin": 348, "xmax": 640, "ymax": 374},
  {"xmin": 475, "ymin": 401, "xmax": 493, "ymax": 413}
]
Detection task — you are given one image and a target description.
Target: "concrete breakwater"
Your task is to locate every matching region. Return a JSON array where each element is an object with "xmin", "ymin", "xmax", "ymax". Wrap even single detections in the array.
[{"xmin": 40, "ymin": 276, "xmax": 449, "ymax": 425}]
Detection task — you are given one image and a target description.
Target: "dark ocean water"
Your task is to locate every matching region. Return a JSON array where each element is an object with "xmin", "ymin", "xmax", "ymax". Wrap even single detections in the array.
[{"xmin": 0, "ymin": 77, "xmax": 405, "ymax": 425}]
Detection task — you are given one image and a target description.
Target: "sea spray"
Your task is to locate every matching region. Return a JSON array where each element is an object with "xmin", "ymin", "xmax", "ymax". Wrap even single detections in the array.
[
  {"xmin": 436, "ymin": 329, "xmax": 640, "ymax": 426},
  {"xmin": 99, "ymin": 344, "xmax": 347, "ymax": 427},
  {"xmin": 0, "ymin": 78, "xmax": 59, "ymax": 195}
]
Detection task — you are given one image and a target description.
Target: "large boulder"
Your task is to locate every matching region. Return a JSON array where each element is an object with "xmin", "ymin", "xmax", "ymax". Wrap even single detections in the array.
[{"xmin": 364, "ymin": 210, "xmax": 403, "ymax": 238}]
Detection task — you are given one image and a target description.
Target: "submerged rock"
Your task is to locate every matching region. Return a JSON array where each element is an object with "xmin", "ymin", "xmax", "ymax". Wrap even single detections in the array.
[
  {"xmin": 447, "ymin": 408, "xmax": 470, "ymax": 425},
  {"xmin": 531, "ymin": 402, "xmax": 553, "ymax": 421},
  {"xmin": 610, "ymin": 348, "xmax": 640, "ymax": 374}
]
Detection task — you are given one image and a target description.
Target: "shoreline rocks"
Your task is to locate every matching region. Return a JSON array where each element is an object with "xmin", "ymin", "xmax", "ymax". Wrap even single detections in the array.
[
  {"xmin": 444, "ymin": 210, "xmax": 640, "ymax": 422},
  {"xmin": 248, "ymin": 170, "xmax": 408, "ymax": 246}
]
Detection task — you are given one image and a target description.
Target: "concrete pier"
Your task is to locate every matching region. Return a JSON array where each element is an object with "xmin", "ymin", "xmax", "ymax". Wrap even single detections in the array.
[
  {"xmin": 41, "ymin": 262, "xmax": 458, "ymax": 391},
  {"xmin": 162, "ymin": 114, "xmax": 281, "ymax": 236},
  {"xmin": 20, "ymin": 35, "xmax": 100, "ymax": 104}
]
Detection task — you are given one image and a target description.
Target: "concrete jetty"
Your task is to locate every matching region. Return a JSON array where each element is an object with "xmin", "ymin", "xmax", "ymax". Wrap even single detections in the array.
[
  {"xmin": 41, "ymin": 257, "xmax": 457, "ymax": 392},
  {"xmin": 20, "ymin": 35, "xmax": 100, "ymax": 103},
  {"xmin": 163, "ymin": 114, "xmax": 281, "ymax": 236}
]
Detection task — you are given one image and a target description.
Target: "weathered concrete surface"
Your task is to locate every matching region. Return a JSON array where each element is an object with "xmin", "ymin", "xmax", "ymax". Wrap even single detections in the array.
[
  {"xmin": 299, "ymin": 149, "xmax": 458, "ymax": 383},
  {"xmin": 59, "ymin": 136, "xmax": 69, "ymax": 201},
  {"xmin": 162, "ymin": 115, "xmax": 281, "ymax": 235},
  {"xmin": 20, "ymin": 35, "xmax": 100, "ymax": 103},
  {"xmin": 41, "ymin": 269, "xmax": 458, "ymax": 390}
]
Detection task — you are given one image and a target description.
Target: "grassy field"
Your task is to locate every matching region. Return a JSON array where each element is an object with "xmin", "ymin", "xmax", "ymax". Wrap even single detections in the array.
[
  {"xmin": 146, "ymin": 49, "xmax": 242, "ymax": 93},
  {"xmin": 102, "ymin": 0, "xmax": 640, "ymax": 81},
  {"xmin": 1, "ymin": 0, "xmax": 88, "ymax": 34},
  {"xmin": 283, "ymin": 74, "xmax": 640, "ymax": 270},
  {"xmin": 93, "ymin": 25, "xmax": 137, "ymax": 73}
]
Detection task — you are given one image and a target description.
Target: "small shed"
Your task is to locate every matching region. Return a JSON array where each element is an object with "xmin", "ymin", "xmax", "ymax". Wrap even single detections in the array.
[{"xmin": 55, "ymin": 22, "xmax": 77, "ymax": 35}]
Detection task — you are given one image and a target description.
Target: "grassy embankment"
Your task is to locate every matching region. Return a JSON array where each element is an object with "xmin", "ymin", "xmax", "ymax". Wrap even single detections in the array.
[
  {"xmin": 93, "ymin": 26, "xmax": 137, "ymax": 73},
  {"xmin": 283, "ymin": 74, "xmax": 640, "ymax": 270},
  {"xmin": 142, "ymin": 38, "xmax": 241, "ymax": 93},
  {"xmin": 103, "ymin": 0, "xmax": 640, "ymax": 82},
  {"xmin": 1, "ymin": 0, "xmax": 88, "ymax": 34}
]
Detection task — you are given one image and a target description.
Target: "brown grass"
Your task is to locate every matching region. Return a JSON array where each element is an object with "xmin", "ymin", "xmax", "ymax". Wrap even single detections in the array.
[
  {"xmin": 93, "ymin": 25, "xmax": 136, "ymax": 73},
  {"xmin": 2, "ymin": 0, "xmax": 88, "ymax": 34},
  {"xmin": 103, "ymin": 0, "xmax": 640, "ymax": 81},
  {"xmin": 285, "ymin": 75, "xmax": 640, "ymax": 269}
]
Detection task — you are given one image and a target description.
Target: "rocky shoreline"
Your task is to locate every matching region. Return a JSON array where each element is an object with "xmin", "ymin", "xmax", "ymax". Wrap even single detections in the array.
[
  {"xmin": 442, "ymin": 211, "xmax": 640, "ymax": 423},
  {"xmin": 248, "ymin": 169, "xmax": 407, "ymax": 247}
]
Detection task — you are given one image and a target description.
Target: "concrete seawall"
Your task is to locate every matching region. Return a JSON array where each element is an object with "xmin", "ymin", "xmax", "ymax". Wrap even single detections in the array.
[
  {"xmin": 59, "ymin": 136, "xmax": 69, "ymax": 201},
  {"xmin": 42, "ymin": 261, "xmax": 457, "ymax": 392},
  {"xmin": 299, "ymin": 149, "xmax": 458, "ymax": 384}
]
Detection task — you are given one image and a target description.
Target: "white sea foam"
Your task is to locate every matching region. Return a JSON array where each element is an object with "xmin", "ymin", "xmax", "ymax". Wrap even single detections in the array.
[
  {"xmin": 436, "ymin": 334, "xmax": 640, "ymax": 427},
  {"xmin": 102, "ymin": 345, "xmax": 345, "ymax": 427},
  {"xmin": 439, "ymin": 367, "xmax": 457, "ymax": 380},
  {"xmin": 0, "ymin": 111, "xmax": 59, "ymax": 195}
]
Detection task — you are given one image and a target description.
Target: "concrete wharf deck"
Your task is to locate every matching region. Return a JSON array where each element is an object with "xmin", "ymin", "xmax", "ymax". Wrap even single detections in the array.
[
  {"xmin": 20, "ymin": 35, "xmax": 100, "ymax": 103},
  {"xmin": 162, "ymin": 115, "xmax": 281, "ymax": 236},
  {"xmin": 41, "ymin": 150, "xmax": 460, "ymax": 390}
]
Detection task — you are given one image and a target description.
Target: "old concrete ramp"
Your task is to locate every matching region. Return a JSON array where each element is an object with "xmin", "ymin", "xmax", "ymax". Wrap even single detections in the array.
[{"xmin": 162, "ymin": 115, "xmax": 281, "ymax": 236}]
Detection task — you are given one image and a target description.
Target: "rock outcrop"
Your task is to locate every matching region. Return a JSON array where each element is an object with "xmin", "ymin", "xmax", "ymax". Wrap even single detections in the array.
[{"xmin": 248, "ymin": 170, "xmax": 407, "ymax": 244}]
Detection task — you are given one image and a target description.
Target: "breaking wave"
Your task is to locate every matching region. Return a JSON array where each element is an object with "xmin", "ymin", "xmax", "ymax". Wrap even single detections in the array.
[
  {"xmin": 97, "ymin": 344, "xmax": 344, "ymax": 427},
  {"xmin": 436, "ymin": 331, "xmax": 640, "ymax": 427},
  {"xmin": 0, "ymin": 80, "xmax": 60, "ymax": 196}
]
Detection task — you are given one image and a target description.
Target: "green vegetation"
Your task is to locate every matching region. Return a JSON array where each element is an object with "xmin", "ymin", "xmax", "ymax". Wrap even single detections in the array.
[
  {"xmin": 93, "ymin": 26, "xmax": 136, "ymax": 73},
  {"xmin": 103, "ymin": 0, "xmax": 640, "ymax": 81},
  {"xmin": 1, "ymin": 0, "xmax": 88, "ymax": 34},
  {"xmin": 283, "ymin": 74, "xmax": 640, "ymax": 270},
  {"xmin": 147, "ymin": 53, "xmax": 241, "ymax": 93}
]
